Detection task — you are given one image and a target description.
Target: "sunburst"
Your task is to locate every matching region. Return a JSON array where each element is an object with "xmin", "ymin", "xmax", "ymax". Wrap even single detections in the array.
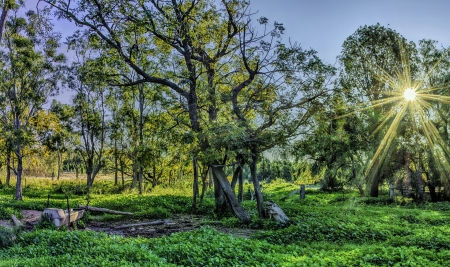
[{"xmin": 362, "ymin": 45, "xmax": 450, "ymax": 190}]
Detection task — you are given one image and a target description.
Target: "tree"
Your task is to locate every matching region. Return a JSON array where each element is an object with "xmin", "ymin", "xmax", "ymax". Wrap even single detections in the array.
[
  {"xmin": 0, "ymin": 7, "xmax": 65, "ymax": 200},
  {"xmin": 66, "ymin": 43, "xmax": 107, "ymax": 192},
  {"xmin": 339, "ymin": 23, "xmax": 416, "ymax": 197},
  {"xmin": 0, "ymin": 0, "xmax": 19, "ymax": 43},
  {"xmin": 43, "ymin": 0, "xmax": 332, "ymax": 222}
]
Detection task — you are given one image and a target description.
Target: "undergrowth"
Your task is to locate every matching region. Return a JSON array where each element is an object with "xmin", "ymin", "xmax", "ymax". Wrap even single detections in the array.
[{"xmin": 1, "ymin": 178, "xmax": 450, "ymax": 266}]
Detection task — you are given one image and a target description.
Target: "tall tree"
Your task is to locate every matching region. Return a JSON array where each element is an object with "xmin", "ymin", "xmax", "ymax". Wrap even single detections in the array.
[
  {"xmin": 0, "ymin": 8, "xmax": 65, "ymax": 200},
  {"xmin": 43, "ymin": 0, "xmax": 332, "ymax": 222},
  {"xmin": 66, "ymin": 42, "xmax": 107, "ymax": 192},
  {"xmin": 0, "ymin": 0, "xmax": 19, "ymax": 43},
  {"xmin": 339, "ymin": 23, "xmax": 416, "ymax": 197}
]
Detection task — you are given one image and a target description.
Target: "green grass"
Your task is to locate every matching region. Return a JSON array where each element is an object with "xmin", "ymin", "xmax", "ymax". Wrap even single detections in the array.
[{"xmin": 1, "ymin": 178, "xmax": 450, "ymax": 266}]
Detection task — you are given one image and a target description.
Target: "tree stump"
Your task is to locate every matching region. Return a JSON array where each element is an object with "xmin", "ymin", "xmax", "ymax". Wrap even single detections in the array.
[
  {"xmin": 389, "ymin": 183, "xmax": 394, "ymax": 200},
  {"xmin": 300, "ymin": 185, "xmax": 306, "ymax": 200}
]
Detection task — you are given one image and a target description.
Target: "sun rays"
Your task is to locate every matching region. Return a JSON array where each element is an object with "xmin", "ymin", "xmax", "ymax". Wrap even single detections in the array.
[{"xmin": 362, "ymin": 47, "xmax": 450, "ymax": 186}]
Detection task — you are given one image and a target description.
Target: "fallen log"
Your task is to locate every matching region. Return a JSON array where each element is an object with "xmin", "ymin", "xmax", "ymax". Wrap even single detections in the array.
[
  {"xmin": 280, "ymin": 189, "xmax": 300, "ymax": 201},
  {"xmin": 114, "ymin": 219, "xmax": 170, "ymax": 229},
  {"xmin": 11, "ymin": 215, "xmax": 23, "ymax": 227},
  {"xmin": 265, "ymin": 201, "xmax": 289, "ymax": 223},
  {"xmin": 78, "ymin": 205, "xmax": 134, "ymax": 216}
]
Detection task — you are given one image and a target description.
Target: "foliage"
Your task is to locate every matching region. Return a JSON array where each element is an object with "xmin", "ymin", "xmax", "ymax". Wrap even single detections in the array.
[
  {"xmin": 0, "ymin": 226, "xmax": 15, "ymax": 249},
  {"xmin": 1, "ymin": 180, "xmax": 450, "ymax": 266}
]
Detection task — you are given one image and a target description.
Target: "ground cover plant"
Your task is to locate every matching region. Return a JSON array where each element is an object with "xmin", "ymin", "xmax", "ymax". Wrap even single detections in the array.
[{"xmin": 1, "ymin": 178, "xmax": 450, "ymax": 266}]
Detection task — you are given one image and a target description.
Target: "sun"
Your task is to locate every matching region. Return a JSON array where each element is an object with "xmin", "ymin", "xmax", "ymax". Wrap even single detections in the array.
[
  {"xmin": 342, "ymin": 44, "xmax": 450, "ymax": 189},
  {"xmin": 403, "ymin": 88, "xmax": 416, "ymax": 101}
]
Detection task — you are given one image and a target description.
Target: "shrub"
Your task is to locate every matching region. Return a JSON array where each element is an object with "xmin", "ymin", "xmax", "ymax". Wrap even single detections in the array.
[{"xmin": 0, "ymin": 226, "xmax": 16, "ymax": 248}]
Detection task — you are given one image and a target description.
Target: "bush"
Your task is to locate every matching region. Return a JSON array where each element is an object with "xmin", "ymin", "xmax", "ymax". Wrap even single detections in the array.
[{"xmin": 0, "ymin": 226, "xmax": 16, "ymax": 248}]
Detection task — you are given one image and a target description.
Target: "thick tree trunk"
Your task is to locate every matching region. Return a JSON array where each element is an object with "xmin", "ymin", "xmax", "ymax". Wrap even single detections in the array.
[
  {"xmin": 428, "ymin": 183, "xmax": 438, "ymax": 202},
  {"xmin": 192, "ymin": 156, "xmax": 199, "ymax": 210},
  {"xmin": 369, "ymin": 164, "xmax": 380, "ymax": 197},
  {"xmin": 250, "ymin": 149, "xmax": 265, "ymax": 218},
  {"xmin": 86, "ymin": 157, "xmax": 93, "ymax": 188},
  {"xmin": 212, "ymin": 171, "xmax": 226, "ymax": 213},
  {"xmin": 212, "ymin": 166, "xmax": 251, "ymax": 223}
]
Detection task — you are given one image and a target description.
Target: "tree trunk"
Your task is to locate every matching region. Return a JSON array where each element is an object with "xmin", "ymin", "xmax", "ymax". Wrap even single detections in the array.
[
  {"xmin": 415, "ymin": 164, "xmax": 423, "ymax": 201},
  {"xmin": 389, "ymin": 183, "xmax": 394, "ymax": 200},
  {"xmin": 131, "ymin": 160, "xmax": 137, "ymax": 189},
  {"xmin": 6, "ymin": 153, "xmax": 11, "ymax": 186},
  {"xmin": 199, "ymin": 166, "xmax": 209, "ymax": 207},
  {"xmin": 250, "ymin": 148, "xmax": 265, "ymax": 218},
  {"xmin": 428, "ymin": 183, "xmax": 438, "ymax": 202},
  {"xmin": 79, "ymin": 205, "xmax": 133, "ymax": 215},
  {"xmin": 231, "ymin": 163, "xmax": 242, "ymax": 192},
  {"xmin": 404, "ymin": 151, "xmax": 411, "ymax": 196},
  {"xmin": 120, "ymin": 159, "xmax": 125, "ymax": 186},
  {"xmin": 0, "ymin": 8, "xmax": 8, "ymax": 43},
  {"xmin": 228, "ymin": 158, "xmax": 245, "ymax": 203},
  {"xmin": 57, "ymin": 149, "xmax": 62, "ymax": 180},
  {"xmin": 238, "ymin": 166, "xmax": 244, "ymax": 203},
  {"xmin": 369, "ymin": 161, "xmax": 380, "ymax": 197},
  {"xmin": 114, "ymin": 139, "xmax": 118, "ymax": 186},
  {"xmin": 212, "ymin": 171, "xmax": 226, "ymax": 213},
  {"xmin": 192, "ymin": 156, "xmax": 199, "ymax": 210},
  {"xmin": 208, "ymin": 168, "xmax": 213, "ymax": 189},
  {"xmin": 138, "ymin": 84, "xmax": 144, "ymax": 195},
  {"xmin": 15, "ymin": 148, "xmax": 23, "ymax": 201},
  {"xmin": 212, "ymin": 166, "xmax": 251, "ymax": 223},
  {"xmin": 138, "ymin": 165, "xmax": 143, "ymax": 194},
  {"xmin": 300, "ymin": 185, "xmax": 306, "ymax": 200},
  {"xmin": 168, "ymin": 169, "xmax": 173, "ymax": 187}
]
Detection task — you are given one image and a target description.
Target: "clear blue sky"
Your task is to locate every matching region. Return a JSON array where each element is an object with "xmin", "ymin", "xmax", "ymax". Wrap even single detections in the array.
[
  {"xmin": 46, "ymin": 0, "xmax": 450, "ymax": 103},
  {"xmin": 49, "ymin": 0, "xmax": 450, "ymax": 64},
  {"xmin": 250, "ymin": 0, "xmax": 450, "ymax": 64}
]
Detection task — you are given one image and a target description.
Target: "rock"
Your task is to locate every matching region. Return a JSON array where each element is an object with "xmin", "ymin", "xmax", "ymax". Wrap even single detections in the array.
[{"xmin": 265, "ymin": 201, "xmax": 289, "ymax": 223}]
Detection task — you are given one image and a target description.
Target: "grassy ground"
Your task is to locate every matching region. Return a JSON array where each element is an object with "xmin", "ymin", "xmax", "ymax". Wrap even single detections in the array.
[{"xmin": 1, "ymin": 178, "xmax": 449, "ymax": 266}]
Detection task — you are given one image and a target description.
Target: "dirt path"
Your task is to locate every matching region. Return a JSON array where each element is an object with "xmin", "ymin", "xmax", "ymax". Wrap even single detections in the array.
[
  {"xmin": 0, "ymin": 210, "xmax": 42, "ymax": 230},
  {"xmin": 1, "ymin": 210, "xmax": 256, "ymax": 239},
  {"xmin": 86, "ymin": 214, "xmax": 203, "ymax": 238}
]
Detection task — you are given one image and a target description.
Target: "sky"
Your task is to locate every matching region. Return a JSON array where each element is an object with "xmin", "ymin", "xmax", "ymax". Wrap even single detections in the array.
[
  {"xmin": 249, "ymin": 0, "xmax": 450, "ymax": 65},
  {"xmin": 46, "ymin": 0, "xmax": 450, "ymax": 101},
  {"xmin": 49, "ymin": 0, "xmax": 450, "ymax": 65}
]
